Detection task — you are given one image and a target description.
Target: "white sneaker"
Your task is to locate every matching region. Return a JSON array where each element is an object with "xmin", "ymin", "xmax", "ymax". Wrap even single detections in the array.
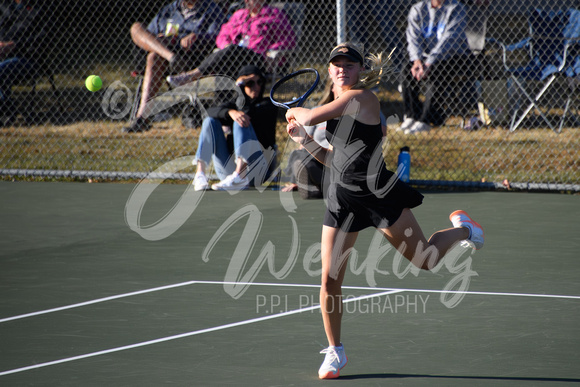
[
  {"xmin": 318, "ymin": 345, "xmax": 348, "ymax": 379},
  {"xmin": 397, "ymin": 117, "xmax": 415, "ymax": 132},
  {"xmin": 405, "ymin": 121, "xmax": 431, "ymax": 135},
  {"xmin": 211, "ymin": 172, "xmax": 249, "ymax": 191},
  {"xmin": 450, "ymin": 210, "xmax": 484, "ymax": 250},
  {"xmin": 193, "ymin": 173, "xmax": 209, "ymax": 191}
]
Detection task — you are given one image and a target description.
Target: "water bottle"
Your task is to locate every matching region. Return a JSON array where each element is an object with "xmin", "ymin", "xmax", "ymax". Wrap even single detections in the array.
[{"xmin": 397, "ymin": 146, "xmax": 411, "ymax": 183}]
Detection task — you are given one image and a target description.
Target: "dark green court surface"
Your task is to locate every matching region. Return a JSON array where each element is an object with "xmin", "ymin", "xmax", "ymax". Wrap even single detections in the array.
[{"xmin": 1, "ymin": 182, "xmax": 579, "ymax": 386}]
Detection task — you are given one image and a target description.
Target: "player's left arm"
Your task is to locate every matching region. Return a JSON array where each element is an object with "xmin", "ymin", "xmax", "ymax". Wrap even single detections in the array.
[{"xmin": 287, "ymin": 120, "xmax": 333, "ymax": 166}]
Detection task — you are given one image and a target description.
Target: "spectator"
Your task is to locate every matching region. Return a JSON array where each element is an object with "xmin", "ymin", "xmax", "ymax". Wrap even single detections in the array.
[
  {"xmin": 124, "ymin": 0, "xmax": 225, "ymax": 133},
  {"xmin": 167, "ymin": 0, "xmax": 296, "ymax": 87},
  {"xmin": 399, "ymin": 0, "xmax": 474, "ymax": 134},
  {"xmin": 0, "ymin": 0, "xmax": 49, "ymax": 125},
  {"xmin": 192, "ymin": 64, "xmax": 278, "ymax": 191}
]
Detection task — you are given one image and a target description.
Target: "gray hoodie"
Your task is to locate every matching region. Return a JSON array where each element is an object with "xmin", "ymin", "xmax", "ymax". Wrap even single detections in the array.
[{"xmin": 406, "ymin": 0, "xmax": 471, "ymax": 66}]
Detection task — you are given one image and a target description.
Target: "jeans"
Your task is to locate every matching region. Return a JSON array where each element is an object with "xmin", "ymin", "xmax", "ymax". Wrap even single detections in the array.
[{"xmin": 195, "ymin": 116, "xmax": 269, "ymax": 182}]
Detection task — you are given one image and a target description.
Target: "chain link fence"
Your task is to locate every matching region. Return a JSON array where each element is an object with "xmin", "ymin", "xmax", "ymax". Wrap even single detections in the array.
[{"xmin": 1, "ymin": 0, "xmax": 578, "ymax": 191}]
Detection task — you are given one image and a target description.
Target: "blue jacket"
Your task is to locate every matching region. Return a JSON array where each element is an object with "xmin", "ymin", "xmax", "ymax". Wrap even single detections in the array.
[{"xmin": 147, "ymin": 0, "xmax": 225, "ymax": 48}]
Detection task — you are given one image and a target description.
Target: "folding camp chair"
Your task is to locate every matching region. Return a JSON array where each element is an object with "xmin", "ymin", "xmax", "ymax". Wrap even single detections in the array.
[{"xmin": 491, "ymin": 8, "xmax": 580, "ymax": 133}]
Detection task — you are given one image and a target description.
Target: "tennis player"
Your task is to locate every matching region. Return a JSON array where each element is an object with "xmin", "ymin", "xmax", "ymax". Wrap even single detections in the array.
[{"xmin": 284, "ymin": 42, "xmax": 484, "ymax": 379}]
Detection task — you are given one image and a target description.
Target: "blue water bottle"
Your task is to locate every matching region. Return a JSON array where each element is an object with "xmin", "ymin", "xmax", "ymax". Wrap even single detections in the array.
[{"xmin": 397, "ymin": 146, "xmax": 411, "ymax": 183}]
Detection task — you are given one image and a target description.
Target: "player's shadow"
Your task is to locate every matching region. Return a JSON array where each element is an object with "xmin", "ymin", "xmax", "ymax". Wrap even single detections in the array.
[{"xmin": 339, "ymin": 373, "xmax": 580, "ymax": 383}]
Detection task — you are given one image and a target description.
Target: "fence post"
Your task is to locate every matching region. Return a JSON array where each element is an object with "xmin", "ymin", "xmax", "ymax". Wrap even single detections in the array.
[{"xmin": 336, "ymin": 0, "xmax": 346, "ymax": 44}]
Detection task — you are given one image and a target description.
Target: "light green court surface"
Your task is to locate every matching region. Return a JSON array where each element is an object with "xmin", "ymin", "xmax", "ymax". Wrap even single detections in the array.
[{"xmin": 1, "ymin": 182, "xmax": 579, "ymax": 386}]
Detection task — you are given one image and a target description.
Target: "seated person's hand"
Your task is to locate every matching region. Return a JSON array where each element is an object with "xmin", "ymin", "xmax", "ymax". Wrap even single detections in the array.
[
  {"xmin": 281, "ymin": 183, "xmax": 297, "ymax": 192},
  {"xmin": 181, "ymin": 33, "xmax": 198, "ymax": 50},
  {"xmin": 228, "ymin": 109, "xmax": 251, "ymax": 127}
]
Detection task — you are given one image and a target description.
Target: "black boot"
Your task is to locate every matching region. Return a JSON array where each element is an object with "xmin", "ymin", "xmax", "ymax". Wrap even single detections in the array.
[{"xmin": 123, "ymin": 117, "xmax": 151, "ymax": 133}]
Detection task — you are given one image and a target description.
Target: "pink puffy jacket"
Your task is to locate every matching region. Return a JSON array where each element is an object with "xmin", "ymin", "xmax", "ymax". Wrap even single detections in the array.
[{"xmin": 216, "ymin": 5, "xmax": 296, "ymax": 57}]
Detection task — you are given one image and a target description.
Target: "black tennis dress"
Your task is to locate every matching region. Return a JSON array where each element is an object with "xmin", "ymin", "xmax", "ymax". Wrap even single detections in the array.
[{"xmin": 322, "ymin": 116, "xmax": 424, "ymax": 232}]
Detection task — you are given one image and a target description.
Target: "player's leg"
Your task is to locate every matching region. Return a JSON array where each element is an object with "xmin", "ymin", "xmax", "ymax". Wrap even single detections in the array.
[
  {"xmin": 318, "ymin": 225, "xmax": 356, "ymax": 379},
  {"xmin": 378, "ymin": 208, "xmax": 469, "ymax": 270},
  {"xmin": 320, "ymin": 225, "xmax": 357, "ymax": 346}
]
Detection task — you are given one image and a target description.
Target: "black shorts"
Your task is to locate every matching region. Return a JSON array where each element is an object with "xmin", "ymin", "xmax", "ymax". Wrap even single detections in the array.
[{"xmin": 323, "ymin": 180, "xmax": 424, "ymax": 233}]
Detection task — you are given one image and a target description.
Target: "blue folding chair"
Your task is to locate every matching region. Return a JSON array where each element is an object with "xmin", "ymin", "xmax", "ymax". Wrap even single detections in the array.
[{"xmin": 490, "ymin": 8, "xmax": 580, "ymax": 133}]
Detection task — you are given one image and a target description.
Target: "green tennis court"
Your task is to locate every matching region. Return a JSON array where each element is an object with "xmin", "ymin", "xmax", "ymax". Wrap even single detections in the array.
[{"xmin": 1, "ymin": 181, "xmax": 579, "ymax": 386}]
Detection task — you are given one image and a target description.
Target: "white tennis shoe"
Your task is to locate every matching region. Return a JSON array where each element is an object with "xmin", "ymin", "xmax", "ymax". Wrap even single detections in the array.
[
  {"xmin": 193, "ymin": 173, "xmax": 209, "ymax": 191},
  {"xmin": 397, "ymin": 117, "xmax": 415, "ymax": 132},
  {"xmin": 405, "ymin": 121, "xmax": 431, "ymax": 134},
  {"xmin": 211, "ymin": 172, "xmax": 249, "ymax": 191},
  {"xmin": 450, "ymin": 210, "xmax": 484, "ymax": 250},
  {"xmin": 318, "ymin": 345, "xmax": 348, "ymax": 379}
]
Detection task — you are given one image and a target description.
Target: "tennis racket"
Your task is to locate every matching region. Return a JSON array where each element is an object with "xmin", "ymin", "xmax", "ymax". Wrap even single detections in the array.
[{"xmin": 269, "ymin": 68, "xmax": 320, "ymax": 110}]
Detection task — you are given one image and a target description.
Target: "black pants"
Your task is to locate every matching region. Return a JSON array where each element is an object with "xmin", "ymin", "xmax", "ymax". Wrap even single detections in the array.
[
  {"xmin": 132, "ymin": 44, "xmax": 211, "ymax": 74},
  {"xmin": 197, "ymin": 45, "xmax": 265, "ymax": 77},
  {"xmin": 400, "ymin": 54, "xmax": 476, "ymax": 126}
]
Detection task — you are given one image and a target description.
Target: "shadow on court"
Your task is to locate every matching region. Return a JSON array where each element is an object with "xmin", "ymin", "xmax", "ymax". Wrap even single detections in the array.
[{"xmin": 341, "ymin": 373, "xmax": 580, "ymax": 383}]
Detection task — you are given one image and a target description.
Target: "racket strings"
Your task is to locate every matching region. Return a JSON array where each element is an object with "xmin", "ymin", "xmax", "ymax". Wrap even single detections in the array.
[{"xmin": 271, "ymin": 72, "xmax": 318, "ymax": 104}]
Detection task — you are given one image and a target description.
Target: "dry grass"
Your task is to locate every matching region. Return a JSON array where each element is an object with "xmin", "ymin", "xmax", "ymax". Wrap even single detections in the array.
[{"xmin": 1, "ymin": 74, "xmax": 579, "ymax": 188}]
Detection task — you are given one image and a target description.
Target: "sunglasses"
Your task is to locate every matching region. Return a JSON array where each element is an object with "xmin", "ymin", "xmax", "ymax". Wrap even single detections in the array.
[{"xmin": 238, "ymin": 79, "xmax": 264, "ymax": 88}]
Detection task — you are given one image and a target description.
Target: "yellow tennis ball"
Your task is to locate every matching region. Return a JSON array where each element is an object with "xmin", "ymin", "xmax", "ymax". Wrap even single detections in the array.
[{"xmin": 85, "ymin": 75, "xmax": 102, "ymax": 92}]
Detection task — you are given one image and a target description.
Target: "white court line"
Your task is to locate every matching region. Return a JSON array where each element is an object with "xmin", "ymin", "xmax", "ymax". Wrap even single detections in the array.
[
  {"xmin": 0, "ymin": 289, "xmax": 404, "ymax": 376},
  {"xmin": 0, "ymin": 281, "xmax": 336, "ymax": 323},
  {"xmin": 193, "ymin": 280, "xmax": 580, "ymax": 300},
  {"xmin": 0, "ymin": 281, "xmax": 198, "ymax": 323},
  {"xmin": 2, "ymin": 280, "xmax": 580, "ymax": 324}
]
